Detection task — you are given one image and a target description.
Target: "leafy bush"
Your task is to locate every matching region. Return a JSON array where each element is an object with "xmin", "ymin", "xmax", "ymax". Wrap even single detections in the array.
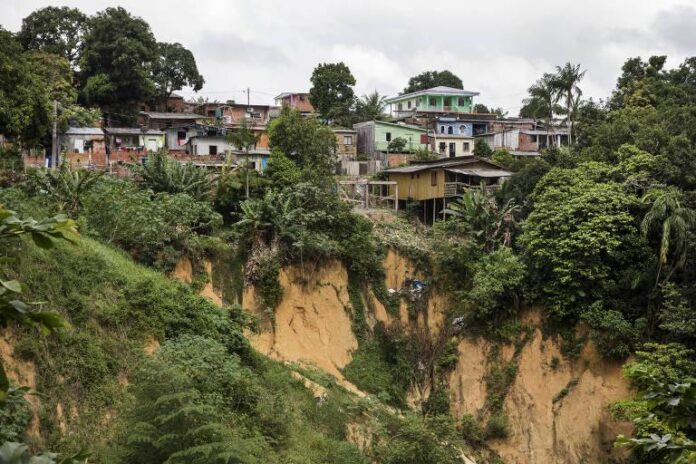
[
  {"xmin": 580, "ymin": 302, "xmax": 638, "ymax": 359},
  {"xmin": 376, "ymin": 414, "xmax": 462, "ymax": 464},
  {"xmin": 460, "ymin": 414, "xmax": 484, "ymax": 445},
  {"xmin": 387, "ymin": 137, "xmax": 407, "ymax": 153},
  {"xmin": 132, "ymin": 151, "xmax": 212, "ymax": 201},
  {"xmin": 256, "ymin": 255, "xmax": 282, "ymax": 313},
  {"xmin": 422, "ymin": 387, "xmax": 450, "ymax": 416},
  {"xmin": 613, "ymin": 343, "xmax": 696, "ymax": 463},
  {"xmin": 81, "ymin": 177, "xmax": 222, "ymax": 270},
  {"xmin": 467, "ymin": 247, "xmax": 525, "ymax": 325},
  {"xmin": 0, "ymin": 388, "xmax": 31, "ymax": 443},
  {"xmin": 342, "ymin": 325, "xmax": 413, "ymax": 407},
  {"xmin": 485, "ymin": 413, "xmax": 510, "ymax": 439}
]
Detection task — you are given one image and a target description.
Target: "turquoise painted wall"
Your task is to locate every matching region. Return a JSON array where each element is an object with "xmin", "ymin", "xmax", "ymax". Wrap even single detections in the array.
[{"xmin": 392, "ymin": 93, "xmax": 474, "ymax": 113}]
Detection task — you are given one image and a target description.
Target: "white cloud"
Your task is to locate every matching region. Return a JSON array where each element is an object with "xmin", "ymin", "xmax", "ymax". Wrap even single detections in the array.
[{"xmin": 2, "ymin": 0, "xmax": 695, "ymax": 112}]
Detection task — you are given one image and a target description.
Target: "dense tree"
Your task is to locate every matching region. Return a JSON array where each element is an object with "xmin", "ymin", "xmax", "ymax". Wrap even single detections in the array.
[
  {"xmin": 17, "ymin": 6, "xmax": 87, "ymax": 69},
  {"xmin": 520, "ymin": 162, "xmax": 647, "ymax": 319},
  {"xmin": 151, "ymin": 42, "xmax": 204, "ymax": 101},
  {"xmin": 267, "ymin": 107, "xmax": 336, "ymax": 177},
  {"xmin": 0, "ymin": 29, "xmax": 52, "ymax": 144},
  {"xmin": 474, "ymin": 103, "xmax": 507, "ymax": 117},
  {"xmin": 403, "ymin": 70, "xmax": 463, "ymax": 94},
  {"xmin": 473, "ymin": 139, "xmax": 493, "ymax": 158},
  {"xmin": 309, "ymin": 62, "xmax": 356, "ymax": 121},
  {"xmin": 79, "ymin": 7, "xmax": 157, "ymax": 114}
]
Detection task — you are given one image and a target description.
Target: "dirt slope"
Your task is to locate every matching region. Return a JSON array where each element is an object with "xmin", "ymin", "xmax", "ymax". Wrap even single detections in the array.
[
  {"xmin": 450, "ymin": 312, "xmax": 632, "ymax": 464},
  {"xmin": 207, "ymin": 252, "xmax": 632, "ymax": 463}
]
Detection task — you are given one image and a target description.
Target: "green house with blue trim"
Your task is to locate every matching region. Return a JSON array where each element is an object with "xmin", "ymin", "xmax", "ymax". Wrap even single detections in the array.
[{"xmin": 385, "ymin": 86, "xmax": 479, "ymax": 119}]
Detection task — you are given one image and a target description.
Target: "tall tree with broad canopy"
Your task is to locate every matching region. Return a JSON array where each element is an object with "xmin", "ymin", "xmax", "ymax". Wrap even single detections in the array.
[
  {"xmin": 79, "ymin": 7, "xmax": 157, "ymax": 115},
  {"xmin": 309, "ymin": 62, "xmax": 356, "ymax": 122},
  {"xmin": 403, "ymin": 70, "xmax": 463, "ymax": 94},
  {"xmin": 0, "ymin": 28, "xmax": 51, "ymax": 145},
  {"xmin": 152, "ymin": 42, "xmax": 205, "ymax": 102},
  {"xmin": 268, "ymin": 107, "xmax": 336, "ymax": 178},
  {"xmin": 17, "ymin": 6, "xmax": 87, "ymax": 69}
]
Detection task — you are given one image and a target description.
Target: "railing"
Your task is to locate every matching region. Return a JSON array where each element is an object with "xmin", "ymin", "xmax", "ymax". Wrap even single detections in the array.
[{"xmin": 444, "ymin": 182, "xmax": 500, "ymax": 197}]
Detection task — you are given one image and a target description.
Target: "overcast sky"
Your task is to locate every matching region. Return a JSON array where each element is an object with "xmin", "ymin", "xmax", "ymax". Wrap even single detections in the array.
[{"xmin": 3, "ymin": 0, "xmax": 696, "ymax": 113}]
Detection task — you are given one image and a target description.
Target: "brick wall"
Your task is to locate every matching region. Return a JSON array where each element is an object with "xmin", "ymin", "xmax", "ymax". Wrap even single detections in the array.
[{"xmin": 518, "ymin": 133, "xmax": 540, "ymax": 152}]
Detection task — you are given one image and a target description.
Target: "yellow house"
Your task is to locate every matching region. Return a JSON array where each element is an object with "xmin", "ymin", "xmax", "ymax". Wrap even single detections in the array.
[{"xmin": 383, "ymin": 156, "xmax": 512, "ymax": 222}]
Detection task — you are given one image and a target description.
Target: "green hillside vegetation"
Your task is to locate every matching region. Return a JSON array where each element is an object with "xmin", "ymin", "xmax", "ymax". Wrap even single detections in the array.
[{"xmin": 1, "ymin": 5, "xmax": 696, "ymax": 462}]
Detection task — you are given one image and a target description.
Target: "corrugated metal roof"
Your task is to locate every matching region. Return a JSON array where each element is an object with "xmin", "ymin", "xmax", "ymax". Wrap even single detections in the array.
[
  {"xmin": 65, "ymin": 127, "xmax": 104, "ymax": 135},
  {"xmin": 140, "ymin": 112, "xmax": 206, "ymax": 119},
  {"xmin": 446, "ymin": 168, "xmax": 512, "ymax": 178},
  {"xmin": 104, "ymin": 128, "xmax": 164, "ymax": 135}
]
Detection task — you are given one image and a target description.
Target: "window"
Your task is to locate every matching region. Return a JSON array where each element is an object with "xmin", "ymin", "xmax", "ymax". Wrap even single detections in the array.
[
  {"xmin": 299, "ymin": 95, "xmax": 305, "ymax": 100},
  {"xmin": 248, "ymin": 161, "xmax": 256, "ymax": 170},
  {"xmin": 459, "ymin": 125, "xmax": 467, "ymax": 134},
  {"xmin": 440, "ymin": 126, "xmax": 445, "ymax": 134},
  {"xmin": 209, "ymin": 145, "xmax": 218, "ymax": 155},
  {"xmin": 444, "ymin": 97, "xmax": 451, "ymax": 106},
  {"xmin": 439, "ymin": 142, "xmax": 446, "ymax": 154},
  {"xmin": 429, "ymin": 97, "xmax": 436, "ymax": 106},
  {"xmin": 416, "ymin": 99, "xmax": 420, "ymax": 107},
  {"xmin": 177, "ymin": 131, "xmax": 186, "ymax": 140},
  {"xmin": 431, "ymin": 171, "xmax": 437, "ymax": 186},
  {"xmin": 449, "ymin": 143, "xmax": 456, "ymax": 157},
  {"xmin": 343, "ymin": 135, "xmax": 353, "ymax": 145},
  {"xmin": 386, "ymin": 132, "xmax": 392, "ymax": 142},
  {"xmin": 458, "ymin": 97, "xmax": 465, "ymax": 106},
  {"xmin": 398, "ymin": 103, "xmax": 403, "ymax": 111},
  {"xmin": 447, "ymin": 126, "xmax": 453, "ymax": 134},
  {"xmin": 407, "ymin": 100, "xmax": 412, "ymax": 109},
  {"xmin": 463, "ymin": 142, "xmax": 470, "ymax": 152}
]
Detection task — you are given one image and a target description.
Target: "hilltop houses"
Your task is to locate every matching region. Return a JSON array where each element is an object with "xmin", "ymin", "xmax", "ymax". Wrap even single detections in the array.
[
  {"xmin": 385, "ymin": 86, "xmax": 479, "ymax": 119},
  {"xmin": 21, "ymin": 77, "xmax": 570, "ymax": 214},
  {"xmin": 382, "ymin": 156, "xmax": 512, "ymax": 222},
  {"xmin": 274, "ymin": 92, "xmax": 315, "ymax": 115},
  {"xmin": 353, "ymin": 120, "xmax": 428, "ymax": 159}
]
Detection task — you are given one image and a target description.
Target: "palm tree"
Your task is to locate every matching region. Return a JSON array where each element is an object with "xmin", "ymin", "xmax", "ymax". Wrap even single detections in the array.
[
  {"xmin": 641, "ymin": 187, "xmax": 696, "ymax": 285},
  {"xmin": 355, "ymin": 90, "xmax": 387, "ymax": 121},
  {"xmin": 551, "ymin": 63, "xmax": 586, "ymax": 145},
  {"xmin": 227, "ymin": 120, "xmax": 261, "ymax": 199},
  {"xmin": 444, "ymin": 183, "xmax": 519, "ymax": 252},
  {"xmin": 523, "ymin": 73, "xmax": 558, "ymax": 147}
]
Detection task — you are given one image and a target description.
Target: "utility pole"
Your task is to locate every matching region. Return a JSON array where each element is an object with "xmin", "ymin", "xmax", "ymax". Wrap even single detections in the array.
[
  {"xmin": 51, "ymin": 100, "xmax": 58, "ymax": 168},
  {"xmin": 245, "ymin": 88, "xmax": 251, "ymax": 199}
]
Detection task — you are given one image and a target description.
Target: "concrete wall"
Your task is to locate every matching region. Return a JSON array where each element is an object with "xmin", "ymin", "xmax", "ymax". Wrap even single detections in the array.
[
  {"xmin": 190, "ymin": 136, "xmax": 232, "ymax": 156},
  {"xmin": 165, "ymin": 127, "xmax": 198, "ymax": 150},
  {"xmin": 334, "ymin": 131, "xmax": 357, "ymax": 157},
  {"xmin": 435, "ymin": 121, "xmax": 473, "ymax": 137},
  {"xmin": 430, "ymin": 135, "xmax": 474, "ymax": 157}
]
